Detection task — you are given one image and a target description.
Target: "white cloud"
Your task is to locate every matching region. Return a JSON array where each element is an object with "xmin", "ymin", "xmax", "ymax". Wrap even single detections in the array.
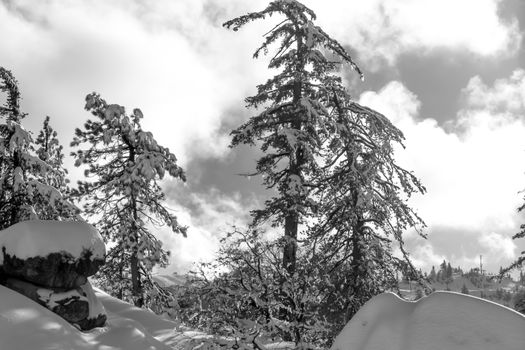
[
  {"xmin": 360, "ymin": 73, "xmax": 525, "ymax": 233},
  {"xmin": 301, "ymin": 0, "xmax": 521, "ymax": 68},
  {"xmin": 359, "ymin": 70, "xmax": 525, "ymax": 272},
  {"xmin": 0, "ymin": 0, "xmax": 519, "ymax": 167},
  {"xmin": 478, "ymin": 231, "xmax": 517, "ymax": 260},
  {"xmin": 155, "ymin": 187, "xmax": 257, "ymax": 274},
  {"xmin": 0, "ymin": 0, "xmax": 271, "ymax": 167},
  {"xmin": 461, "ymin": 69, "xmax": 525, "ymax": 115},
  {"xmin": 409, "ymin": 243, "xmax": 447, "ymax": 269}
]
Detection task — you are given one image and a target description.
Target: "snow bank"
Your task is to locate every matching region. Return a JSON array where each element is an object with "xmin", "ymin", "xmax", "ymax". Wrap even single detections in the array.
[
  {"xmin": 0, "ymin": 220, "xmax": 105, "ymax": 264},
  {"xmin": 331, "ymin": 291, "xmax": 525, "ymax": 350},
  {"xmin": 0, "ymin": 283, "xmax": 187, "ymax": 349}
]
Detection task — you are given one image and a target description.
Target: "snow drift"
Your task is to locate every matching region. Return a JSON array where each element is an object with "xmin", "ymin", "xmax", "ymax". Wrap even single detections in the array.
[
  {"xmin": 330, "ymin": 291, "xmax": 525, "ymax": 350},
  {"xmin": 0, "ymin": 283, "xmax": 208, "ymax": 350}
]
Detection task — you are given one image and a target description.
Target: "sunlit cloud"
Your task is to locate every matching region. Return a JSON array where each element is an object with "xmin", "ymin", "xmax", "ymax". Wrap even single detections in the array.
[
  {"xmin": 304, "ymin": 0, "xmax": 521, "ymax": 68},
  {"xmin": 156, "ymin": 186, "xmax": 259, "ymax": 273},
  {"xmin": 359, "ymin": 70, "xmax": 525, "ymax": 272}
]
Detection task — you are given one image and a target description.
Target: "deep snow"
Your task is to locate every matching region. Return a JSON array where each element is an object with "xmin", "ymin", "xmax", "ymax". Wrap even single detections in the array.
[
  {"xmin": 330, "ymin": 291, "xmax": 525, "ymax": 350},
  {"xmin": 0, "ymin": 284, "xmax": 207, "ymax": 350}
]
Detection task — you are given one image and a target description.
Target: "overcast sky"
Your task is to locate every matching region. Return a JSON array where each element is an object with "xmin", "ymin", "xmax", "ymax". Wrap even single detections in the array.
[{"xmin": 1, "ymin": 0, "xmax": 525, "ymax": 276}]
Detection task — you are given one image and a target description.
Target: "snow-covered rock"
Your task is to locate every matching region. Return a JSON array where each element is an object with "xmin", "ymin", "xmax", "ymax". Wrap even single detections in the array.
[
  {"xmin": 5, "ymin": 278, "xmax": 107, "ymax": 330},
  {"xmin": 0, "ymin": 220, "xmax": 105, "ymax": 288},
  {"xmin": 0, "ymin": 220, "xmax": 107, "ymax": 330},
  {"xmin": 0, "ymin": 284, "xmax": 171, "ymax": 349},
  {"xmin": 330, "ymin": 291, "xmax": 525, "ymax": 350}
]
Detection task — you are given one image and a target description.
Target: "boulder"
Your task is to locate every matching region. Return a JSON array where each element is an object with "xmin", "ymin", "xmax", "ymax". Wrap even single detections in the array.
[
  {"xmin": 0, "ymin": 220, "xmax": 106, "ymax": 289},
  {"xmin": 4, "ymin": 278, "xmax": 107, "ymax": 330},
  {"xmin": 1, "ymin": 250, "xmax": 104, "ymax": 289},
  {"xmin": 0, "ymin": 220, "xmax": 107, "ymax": 330}
]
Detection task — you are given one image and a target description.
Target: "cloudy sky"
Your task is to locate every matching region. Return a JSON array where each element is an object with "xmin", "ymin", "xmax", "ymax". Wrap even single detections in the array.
[{"xmin": 1, "ymin": 0, "xmax": 525, "ymax": 276}]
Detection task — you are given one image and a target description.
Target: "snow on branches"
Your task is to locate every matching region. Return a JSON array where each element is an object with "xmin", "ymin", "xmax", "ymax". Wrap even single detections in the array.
[
  {"xmin": 0, "ymin": 67, "xmax": 79, "ymax": 227},
  {"xmin": 71, "ymin": 92, "xmax": 186, "ymax": 308}
]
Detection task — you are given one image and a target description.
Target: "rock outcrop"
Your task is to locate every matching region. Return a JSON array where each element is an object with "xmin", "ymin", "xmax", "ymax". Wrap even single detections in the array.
[
  {"xmin": 0, "ymin": 220, "xmax": 107, "ymax": 330},
  {"xmin": 1, "ymin": 250, "xmax": 104, "ymax": 289}
]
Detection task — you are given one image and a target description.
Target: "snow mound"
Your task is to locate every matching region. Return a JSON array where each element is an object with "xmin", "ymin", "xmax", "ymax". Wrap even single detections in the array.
[
  {"xmin": 331, "ymin": 291, "xmax": 525, "ymax": 350},
  {"xmin": 0, "ymin": 220, "xmax": 105, "ymax": 264},
  {"xmin": 0, "ymin": 283, "xmax": 210, "ymax": 350}
]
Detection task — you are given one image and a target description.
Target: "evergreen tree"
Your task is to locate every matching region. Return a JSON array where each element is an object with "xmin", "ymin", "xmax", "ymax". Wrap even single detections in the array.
[
  {"xmin": 0, "ymin": 67, "xmax": 78, "ymax": 228},
  {"xmin": 71, "ymin": 93, "xmax": 187, "ymax": 308},
  {"xmin": 504, "ymin": 181, "xmax": 525, "ymax": 274},
  {"xmin": 221, "ymin": 0, "xmax": 426, "ymax": 344},
  {"xmin": 446, "ymin": 262, "xmax": 453, "ymax": 279},
  {"xmin": 33, "ymin": 116, "xmax": 73, "ymax": 219},
  {"xmin": 461, "ymin": 283, "xmax": 469, "ymax": 295},
  {"xmin": 429, "ymin": 266, "xmax": 436, "ymax": 281}
]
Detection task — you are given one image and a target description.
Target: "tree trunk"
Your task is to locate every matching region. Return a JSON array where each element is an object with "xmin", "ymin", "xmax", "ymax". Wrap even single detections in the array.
[
  {"xmin": 280, "ymin": 26, "xmax": 305, "ymax": 343},
  {"xmin": 282, "ymin": 27, "xmax": 305, "ymax": 277},
  {"xmin": 10, "ymin": 149, "xmax": 22, "ymax": 226},
  {"xmin": 130, "ymin": 251, "xmax": 143, "ymax": 307},
  {"xmin": 127, "ymin": 141, "xmax": 143, "ymax": 307}
]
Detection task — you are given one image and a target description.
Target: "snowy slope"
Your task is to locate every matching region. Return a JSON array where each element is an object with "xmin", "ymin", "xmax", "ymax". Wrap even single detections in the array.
[
  {"xmin": 0, "ymin": 284, "xmax": 205, "ymax": 350},
  {"xmin": 331, "ymin": 291, "xmax": 525, "ymax": 350}
]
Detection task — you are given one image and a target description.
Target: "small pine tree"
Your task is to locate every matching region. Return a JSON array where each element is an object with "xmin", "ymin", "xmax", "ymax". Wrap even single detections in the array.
[
  {"xmin": 71, "ymin": 93, "xmax": 187, "ymax": 308},
  {"xmin": 440, "ymin": 260, "xmax": 447, "ymax": 276},
  {"xmin": 461, "ymin": 283, "xmax": 469, "ymax": 295},
  {"xmin": 429, "ymin": 266, "xmax": 436, "ymax": 281},
  {"xmin": 33, "ymin": 116, "xmax": 73, "ymax": 220},
  {"xmin": 446, "ymin": 262, "xmax": 453, "ymax": 279}
]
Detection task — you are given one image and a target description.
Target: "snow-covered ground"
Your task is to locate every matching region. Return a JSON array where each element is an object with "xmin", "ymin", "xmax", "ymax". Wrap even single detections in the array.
[
  {"xmin": 330, "ymin": 291, "xmax": 525, "ymax": 350},
  {"xmin": 3, "ymin": 279, "xmax": 525, "ymax": 349},
  {"xmin": 0, "ymin": 283, "xmax": 205, "ymax": 350}
]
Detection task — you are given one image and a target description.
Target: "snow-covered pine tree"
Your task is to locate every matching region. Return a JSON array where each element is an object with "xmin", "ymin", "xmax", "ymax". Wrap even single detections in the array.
[
  {"xmin": 35, "ymin": 116, "xmax": 66, "ymax": 177},
  {"xmin": 71, "ymin": 93, "xmax": 187, "ymax": 308},
  {"xmin": 33, "ymin": 116, "xmax": 74, "ymax": 220},
  {"xmin": 225, "ymin": 0, "xmax": 365, "ymax": 277},
  {"xmin": 0, "ymin": 67, "xmax": 79, "ymax": 228},
  {"xmin": 429, "ymin": 266, "xmax": 437, "ymax": 281},
  {"xmin": 224, "ymin": 0, "xmax": 425, "ymax": 334},
  {"xmin": 307, "ymin": 84, "xmax": 426, "ymax": 322}
]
